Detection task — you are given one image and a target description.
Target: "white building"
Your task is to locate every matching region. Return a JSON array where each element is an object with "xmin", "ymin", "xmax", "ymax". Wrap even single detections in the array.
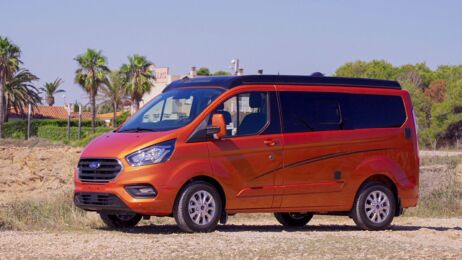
[{"xmin": 140, "ymin": 66, "xmax": 202, "ymax": 109}]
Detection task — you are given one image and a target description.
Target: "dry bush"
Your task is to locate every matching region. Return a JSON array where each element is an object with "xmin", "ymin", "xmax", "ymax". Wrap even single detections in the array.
[{"xmin": 405, "ymin": 155, "xmax": 462, "ymax": 217}]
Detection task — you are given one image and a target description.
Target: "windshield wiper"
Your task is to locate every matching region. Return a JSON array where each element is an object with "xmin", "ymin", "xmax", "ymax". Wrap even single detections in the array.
[{"xmin": 118, "ymin": 127, "xmax": 156, "ymax": 133}]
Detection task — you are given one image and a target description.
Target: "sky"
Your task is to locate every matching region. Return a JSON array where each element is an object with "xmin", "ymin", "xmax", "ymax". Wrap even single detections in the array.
[{"xmin": 1, "ymin": 0, "xmax": 462, "ymax": 105}]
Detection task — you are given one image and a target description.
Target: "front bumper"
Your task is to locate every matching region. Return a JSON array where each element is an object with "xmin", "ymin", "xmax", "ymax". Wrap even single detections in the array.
[
  {"xmin": 74, "ymin": 192, "xmax": 131, "ymax": 212},
  {"xmin": 74, "ymin": 165, "xmax": 180, "ymax": 216}
]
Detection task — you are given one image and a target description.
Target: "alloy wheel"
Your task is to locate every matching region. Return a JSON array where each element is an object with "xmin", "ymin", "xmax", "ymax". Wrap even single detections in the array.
[
  {"xmin": 188, "ymin": 190, "xmax": 217, "ymax": 225},
  {"xmin": 364, "ymin": 190, "xmax": 391, "ymax": 224}
]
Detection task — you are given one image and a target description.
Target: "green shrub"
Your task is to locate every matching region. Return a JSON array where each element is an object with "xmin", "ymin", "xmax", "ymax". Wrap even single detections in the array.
[
  {"xmin": 3, "ymin": 120, "xmax": 27, "ymax": 138},
  {"xmin": 116, "ymin": 111, "xmax": 130, "ymax": 126},
  {"xmin": 11, "ymin": 131, "xmax": 25, "ymax": 139},
  {"xmin": 3, "ymin": 119, "xmax": 105, "ymax": 139},
  {"xmin": 37, "ymin": 125, "xmax": 110, "ymax": 142}
]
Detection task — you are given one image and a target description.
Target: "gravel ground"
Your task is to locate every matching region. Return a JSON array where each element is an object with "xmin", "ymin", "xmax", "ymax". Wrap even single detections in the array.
[
  {"xmin": 1, "ymin": 215, "xmax": 461, "ymax": 259},
  {"xmin": 1, "ymin": 143, "xmax": 461, "ymax": 259},
  {"xmin": 420, "ymin": 150, "xmax": 462, "ymax": 157}
]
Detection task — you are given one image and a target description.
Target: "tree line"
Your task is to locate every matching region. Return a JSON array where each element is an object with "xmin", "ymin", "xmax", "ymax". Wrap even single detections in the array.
[
  {"xmin": 335, "ymin": 60, "xmax": 462, "ymax": 147},
  {"xmin": 74, "ymin": 49, "xmax": 155, "ymax": 133},
  {"xmin": 1, "ymin": 35, "xmax": 461, "ymax": 146},
  {"xmin": 0, "ymin": 36, "xmax": 156, "ymax": 136}
]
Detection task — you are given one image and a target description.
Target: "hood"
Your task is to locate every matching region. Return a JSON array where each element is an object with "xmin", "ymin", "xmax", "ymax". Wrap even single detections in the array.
[{"xmin": 81, "ymin": 130, "xmax": 176, "ymax": 159}]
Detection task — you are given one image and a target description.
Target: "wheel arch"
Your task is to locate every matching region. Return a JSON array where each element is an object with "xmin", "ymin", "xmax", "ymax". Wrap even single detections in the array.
[
  {"xmin": 355, "ymin": 174, "xmax": 402, "ymax": 216},
  {"xmin": 351, "ymin": 155, "xmax": 408, "ymax": 216}
]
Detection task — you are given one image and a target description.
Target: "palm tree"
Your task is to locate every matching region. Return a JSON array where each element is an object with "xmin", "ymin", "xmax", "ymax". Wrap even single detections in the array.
[
  {"xmin": 74, "ymin": 49, "xmax": 109, "ymax": 133},
  {"xmin": 0, "ymin": 37, "xmax": 21, "ymax": 137},
  {"xmin": 120, "ymin": 55, "xmax": 155, "ymax": 111},
  {"xmin": 4, "ymin": 69, "xmax": 40, "ymax": 121},
  {"xmin": 99, "ymin": 70, "xmax": 127, "ymax": 127},
  {"xmin": 40, "ymin": 78, "xmax": 65, "ymax": 106}
]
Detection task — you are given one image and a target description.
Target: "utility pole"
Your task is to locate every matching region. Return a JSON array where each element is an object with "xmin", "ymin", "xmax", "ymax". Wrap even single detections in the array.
[
  {"xmin": 230, "ymin": 59, "xmax": 240, "ymax": 75},
  {"xmin": 78, "ymin": 104, "xmax": 82, "ymax": 140},
  {"xmin": 67, "ymin": 103, "xmax": 71, "ymax": 142},
  {"xmin": 26, "ymin": 104, "xmax": 31, "ymax": 140}
]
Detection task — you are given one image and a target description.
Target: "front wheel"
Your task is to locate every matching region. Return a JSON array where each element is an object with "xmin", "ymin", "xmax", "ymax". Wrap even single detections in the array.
[
  {"xmin": 274, "ymin": 212, "xmax": 313, "ymax": 227},
  {"xmin": 351, "ymin": 182, "xmax": 396, "ymax": 230},
  {"xmin": 174, "ymin": 181, "xmax": 223, "ymax": 233},
  {"xmin": 99, "ymin": 212, "xmax": 142, "ymax": 228}
]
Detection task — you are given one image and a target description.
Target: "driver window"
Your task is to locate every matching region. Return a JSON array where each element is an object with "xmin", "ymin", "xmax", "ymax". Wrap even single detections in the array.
[{"xmin": 213, "ymin": 92, "xmax": 269, "ymax": 137}]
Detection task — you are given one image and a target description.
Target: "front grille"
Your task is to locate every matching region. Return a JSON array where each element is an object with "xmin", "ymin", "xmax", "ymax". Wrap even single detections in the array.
[
  {"xmin": 78, "ymin": 158, "xmax": 122, "ymax": 182},
  {"xmin": 74, "ymin": 192, "xmax": 129, "ymax": 211}
]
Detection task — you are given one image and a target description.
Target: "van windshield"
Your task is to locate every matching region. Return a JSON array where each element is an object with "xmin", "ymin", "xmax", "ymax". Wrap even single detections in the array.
[{"xmin": 118, "ymin": 87, "xmax": 224, "ymax": 132}]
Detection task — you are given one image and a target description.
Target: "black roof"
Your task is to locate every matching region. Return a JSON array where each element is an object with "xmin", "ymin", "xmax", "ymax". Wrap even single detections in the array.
[{"xmin": 163, "ymin": 75, "xmax": 401, "ymax": 92}]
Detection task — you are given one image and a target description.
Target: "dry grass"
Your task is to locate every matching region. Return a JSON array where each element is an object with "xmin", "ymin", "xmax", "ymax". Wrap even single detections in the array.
[
  {"xmin": 0, "ymin": 192, "xmax": 102, "ymax": 231},
  {"xmin": 405, "ymin": 155, "xmax": 462, "ymax": 217},
  {"xmin": 1, "ymin": 140, "xmax": 461, "ymax": 231},
  {"xmin": 0, "ymin": 137, "xmax": 66, "ymax": 148}
]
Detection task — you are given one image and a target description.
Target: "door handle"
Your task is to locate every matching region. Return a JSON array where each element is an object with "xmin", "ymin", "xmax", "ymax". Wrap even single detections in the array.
[{"xmin": 263, "ymin": 139, "xmax": 277, "ymax": 147}]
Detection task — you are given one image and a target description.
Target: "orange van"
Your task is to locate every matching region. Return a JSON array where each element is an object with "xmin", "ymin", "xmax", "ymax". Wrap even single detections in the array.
[{"xmin": 74, "ymin": 75, "xmax": 419, "ymax": 232}]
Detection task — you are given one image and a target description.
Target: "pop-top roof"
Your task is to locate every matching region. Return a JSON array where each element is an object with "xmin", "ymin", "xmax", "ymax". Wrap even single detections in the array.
[{"xmin": 163, "ymin": 75, "xmax": 401, "ymax": 92}]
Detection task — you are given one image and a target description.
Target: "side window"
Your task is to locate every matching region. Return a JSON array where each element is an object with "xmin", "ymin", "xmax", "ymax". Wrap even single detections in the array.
[
  {"xmin": 348, "ymin": 94, "xmax": 405, "ymax": 129},
  {"xmin": 280, "ymin": 91, "xmax": 406, "ymax": 133},
  {"xmin": 280, "ymin": 91, "xmax": 345, "ymax": 133},
  {"xmin": 213, "ymin": 92, "xmax": 270, "ymax": 137},
  {"xmin": 315, "ymin": 100, "xmax": 342, "ymax": 130}
]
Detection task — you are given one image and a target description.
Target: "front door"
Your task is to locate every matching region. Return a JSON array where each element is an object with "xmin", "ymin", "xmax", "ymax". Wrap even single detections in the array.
[{"xmin": 207, "ymin": 89, "xmax": 283, "ymax": 210}]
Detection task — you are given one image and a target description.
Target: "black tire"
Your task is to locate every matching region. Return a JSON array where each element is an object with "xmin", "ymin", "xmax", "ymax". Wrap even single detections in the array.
[
  {"xmin": 99, "ymin": 212, "xmax": 142, "ymax": 228},
  {"xmin": 274, "ymin": 212, "xmax": 313, "ymax": 227},
  {"xmin": 351, "ymin": 182, "xmax": 396, "ymax": 230},
  {"xmin": 174, "ymin": 181, "xmax": 223, "ymax": 233}
]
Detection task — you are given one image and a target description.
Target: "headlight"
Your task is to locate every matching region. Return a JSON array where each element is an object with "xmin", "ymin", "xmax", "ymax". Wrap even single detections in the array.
[{"xmin": 126, "ymin": 139, "xmax": 176, "ymax": 166}]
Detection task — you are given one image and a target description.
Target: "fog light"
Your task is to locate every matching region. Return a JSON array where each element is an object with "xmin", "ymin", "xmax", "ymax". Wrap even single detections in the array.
[{"xmin": 125, "ymin": 185, "xmax": 157, "ymax": 198}]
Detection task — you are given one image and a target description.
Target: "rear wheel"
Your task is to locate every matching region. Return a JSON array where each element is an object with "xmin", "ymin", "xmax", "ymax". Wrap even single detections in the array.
[
  {"xmin": 274, "ymin": 212, "xmax": 313, "ymax": 227},
  {"xmin": 352, "ymin": 182, "xmax": 396, "ymax": 230},
  {"xmin": 99, "ymin": 212, "xmax": 142, "ymax": 228},
  {"xmin": 174, "ymin": 181, "xmax": 223, "ymax": 233}
]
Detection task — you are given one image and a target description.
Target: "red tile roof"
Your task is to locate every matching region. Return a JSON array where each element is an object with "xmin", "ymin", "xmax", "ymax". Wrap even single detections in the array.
[{"xmin": 8, "ymin": 106, "xmax": 92, "ymax": 120}]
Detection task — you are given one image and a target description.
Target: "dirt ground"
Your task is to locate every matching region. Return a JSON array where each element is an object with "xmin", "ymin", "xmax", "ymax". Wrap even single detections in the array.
[
  {"xmin": 0, "ymin": 140, "xmax": 462, "ymax": 259},
  {"xmin": 0, "ymin": 139, "xmax": 79, "ymax": 202},
  {"xmin": 1, "ymin": 215, "xmax": 461, "ymax": 259}
]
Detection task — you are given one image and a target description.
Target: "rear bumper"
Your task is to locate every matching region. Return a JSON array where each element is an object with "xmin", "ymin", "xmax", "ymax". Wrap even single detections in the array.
[{"xmin": 399, "ymin": 182, "xmax": 419, "ymax": 208}]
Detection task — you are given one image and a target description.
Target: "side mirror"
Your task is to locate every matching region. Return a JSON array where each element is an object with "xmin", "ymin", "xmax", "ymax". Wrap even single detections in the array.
[{"xmin": 207, "ymin": 114, "xmax": 226, "ymax": 140}]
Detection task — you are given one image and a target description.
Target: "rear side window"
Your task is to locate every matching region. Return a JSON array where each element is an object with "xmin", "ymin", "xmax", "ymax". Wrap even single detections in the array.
[
  {"xmin": 280, "ymin": 91, "xmax": 406, "ymax": 133},
  {"xmin": 316, "ymin": 101, "xmax": 342, "ymax": 125},
  {"xmin": 280, "ymin": 92, "xmax": 344, "ymax": 132},
  {"xmin": 348, "ymin": 94, "xmax": 406, "ymax": 129}
]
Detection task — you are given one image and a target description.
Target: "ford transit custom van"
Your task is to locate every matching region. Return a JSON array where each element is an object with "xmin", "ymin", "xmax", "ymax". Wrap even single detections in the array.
[{"xmin": 74, "ymin": 75, "xmax": 419, "ymax": 232}]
